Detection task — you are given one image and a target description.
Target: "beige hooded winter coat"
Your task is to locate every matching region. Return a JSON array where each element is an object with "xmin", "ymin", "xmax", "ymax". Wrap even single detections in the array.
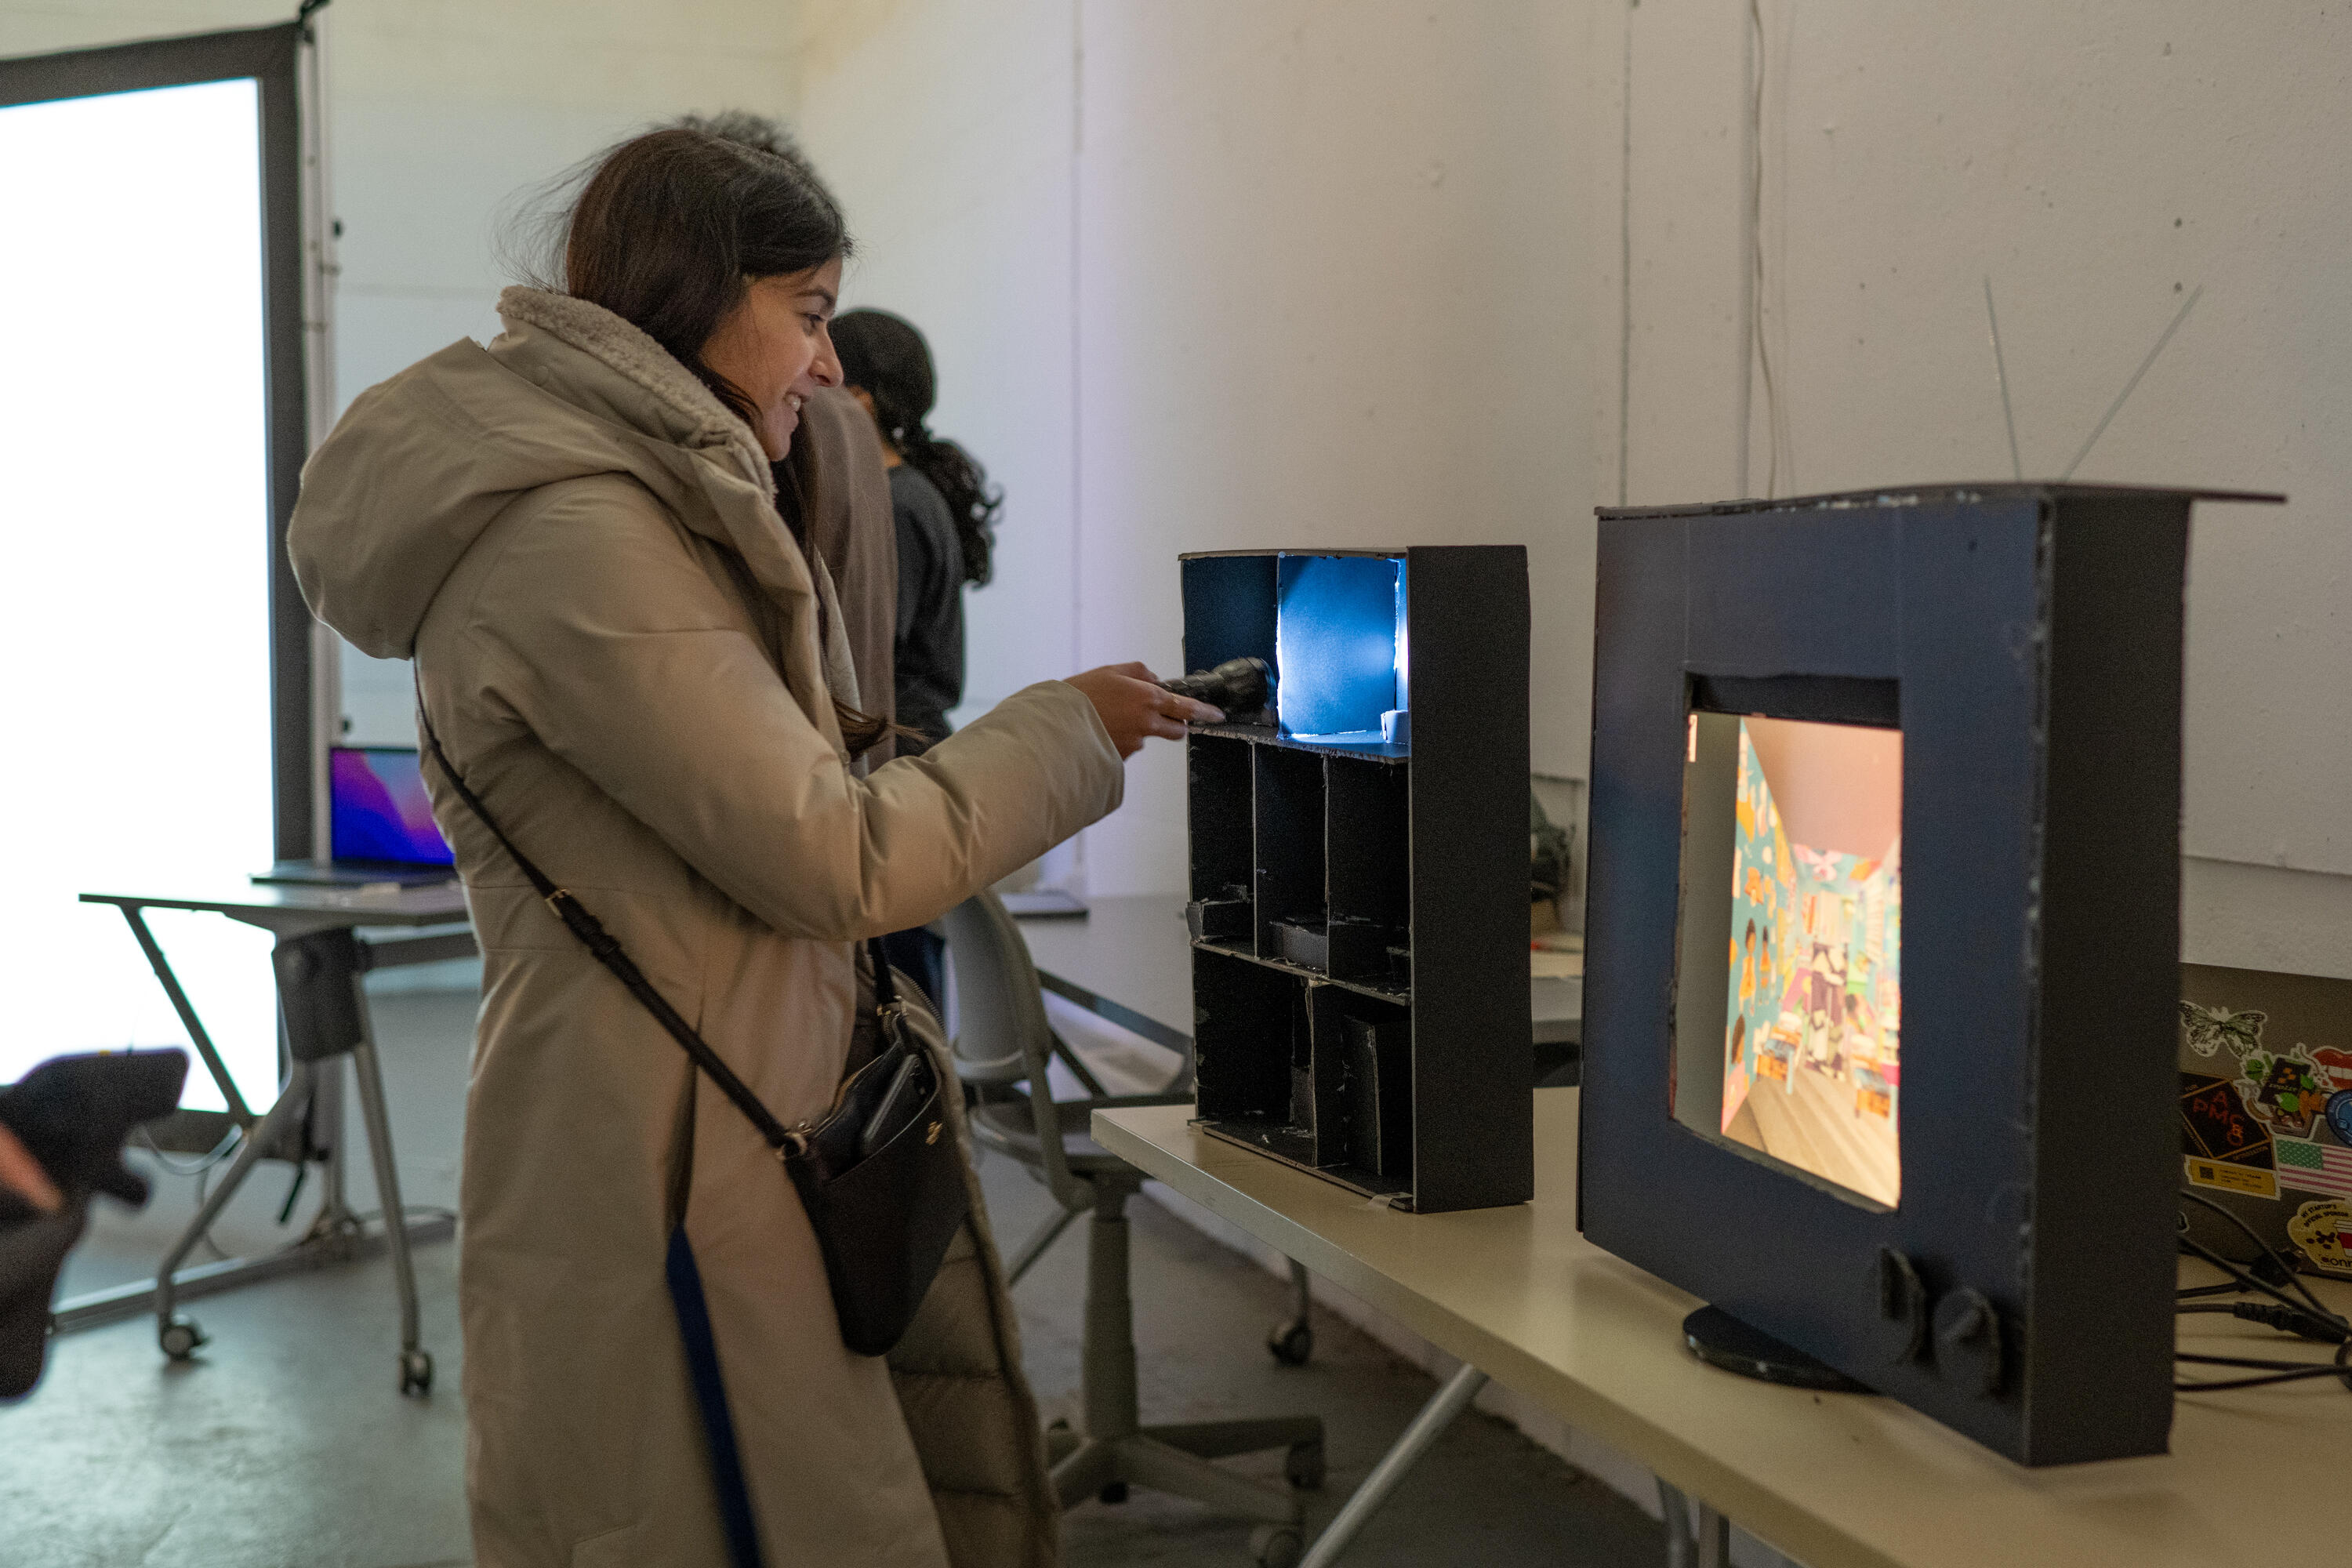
[{"xmin": 289, "ymin": 288, "xmax": 1124, "ymax": 1568}]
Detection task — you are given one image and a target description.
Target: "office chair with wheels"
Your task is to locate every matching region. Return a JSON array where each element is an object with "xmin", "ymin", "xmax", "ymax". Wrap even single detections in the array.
[
  {"xmin": 937, "ymin": 891, "xmax": 1324, "ymax": 1565},
  {"xmin": 936, "ymin": 891, "xmax": 1166, "ymax": 1286}
]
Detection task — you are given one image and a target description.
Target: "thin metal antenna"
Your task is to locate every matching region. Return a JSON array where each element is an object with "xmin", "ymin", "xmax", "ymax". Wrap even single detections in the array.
[
  {"xmin": 1734, "ymin": 5, "xmax": 1755, "ymax": 496},
  {"xmin": 1617, "ymin": 0, "xmax": 1635, "ymax": 506},
  {"xmin": 1983, "ymin": 276, "xmax": 2022, "ymax": 482},
  {"xmin": 2061, "ymin": 284, "xmax": 2202, "ymax": 481}
]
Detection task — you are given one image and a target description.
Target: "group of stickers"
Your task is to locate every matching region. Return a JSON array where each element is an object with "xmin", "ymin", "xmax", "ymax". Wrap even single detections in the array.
[{"xmin": 2180, "ymin": 1002, "xmax": 2352, "ymax": 1278}]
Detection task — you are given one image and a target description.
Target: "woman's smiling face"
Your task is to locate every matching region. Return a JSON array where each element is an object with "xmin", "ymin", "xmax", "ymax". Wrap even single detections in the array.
[{"xmin": 700, "ymin": 256, "xmax": 845, "ymax": 459}]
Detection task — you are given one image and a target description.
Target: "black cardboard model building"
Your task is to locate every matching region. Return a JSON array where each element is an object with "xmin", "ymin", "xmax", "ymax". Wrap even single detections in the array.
[
  {"xmin": 1581, "ymin": 483, "xmax": 2281, "ymax": 1466},
  {"xmin": 1181, "ymin": 547, "xmax": 1531, "ymax": 1214}
]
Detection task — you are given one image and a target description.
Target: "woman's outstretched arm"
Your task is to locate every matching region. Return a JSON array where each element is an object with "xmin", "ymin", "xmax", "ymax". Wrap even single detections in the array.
[{"xmin": 460, "ymin": 483, "xmax": 1188, "ymax": 939}]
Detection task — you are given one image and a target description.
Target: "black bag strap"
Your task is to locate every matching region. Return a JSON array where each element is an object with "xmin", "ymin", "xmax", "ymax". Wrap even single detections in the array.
[{"xmin": 413, "ymin": 680, "xmax": 898, "ymax": 1156}]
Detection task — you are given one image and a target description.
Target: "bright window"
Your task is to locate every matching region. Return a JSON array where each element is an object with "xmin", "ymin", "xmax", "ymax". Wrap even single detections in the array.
[{"xmin": 0, "ymin": 78, "xmax": 280, "ymax": 1109}]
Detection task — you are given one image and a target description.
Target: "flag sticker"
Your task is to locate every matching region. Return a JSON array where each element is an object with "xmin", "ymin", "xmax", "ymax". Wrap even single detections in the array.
[{"xmin": 2274, "ymin": 1136, "xmax": 2352, "ymax": 1200}]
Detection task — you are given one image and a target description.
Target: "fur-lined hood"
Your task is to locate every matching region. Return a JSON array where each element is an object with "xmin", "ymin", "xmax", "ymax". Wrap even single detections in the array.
[{"xmin": 291, "ymin": 287, "xmax": 808, "ymax": 661}]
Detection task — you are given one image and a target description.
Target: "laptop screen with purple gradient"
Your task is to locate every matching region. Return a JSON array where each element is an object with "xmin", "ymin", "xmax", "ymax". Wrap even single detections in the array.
[{"xmin": 330, "ymin": 747, "xmax": 454, "ymax": 866}]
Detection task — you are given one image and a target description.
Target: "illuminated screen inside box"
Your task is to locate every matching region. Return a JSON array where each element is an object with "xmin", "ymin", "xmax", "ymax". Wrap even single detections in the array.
[
  {"xmin": 1273, "ymin": 555, "xmax": 1406, "ymax": 739},
  {"xmin": 1674, "ymin": 713, "xmax": 1903, "ymax": 1208},
  {"xmin": 331, "ymin": 748, "xmax": 455, "ymax": 866}
]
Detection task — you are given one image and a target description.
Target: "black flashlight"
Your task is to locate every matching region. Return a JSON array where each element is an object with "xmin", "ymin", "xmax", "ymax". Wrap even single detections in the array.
[{"xmin": 1161, "ymin": 656, "xmax": 1274, "ymax": 717}]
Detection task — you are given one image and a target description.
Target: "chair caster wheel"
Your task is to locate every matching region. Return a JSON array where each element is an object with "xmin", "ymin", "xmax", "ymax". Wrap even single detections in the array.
[
  {"xmin": 1250, "ymin": 1524, "xmax": 1305, "ymax": 1568},
  {"xmin": 399, "ymin": 1348, "xmax": 434, "ymax": 1396},
  {"xmin": 1098, "ymin": 1481, "xmax": 1128, "ymax": 1504},
  {"xmin": 1284, "ymin": 1439, "xmax": 1326, "ymax": 1490},
  {"xmin": 1268, "ymin": 1321, "xmax": 1314, "ymax": 1367},
  {"xmin": 158, "ymin": 1316, "xmax": 205, "ymax": 1360}
]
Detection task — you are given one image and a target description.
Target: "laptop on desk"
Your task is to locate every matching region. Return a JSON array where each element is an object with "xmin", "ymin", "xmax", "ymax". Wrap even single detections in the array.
[{"xmin": 253, "ymin": 746, "xmax": 459, "ymax": 888}]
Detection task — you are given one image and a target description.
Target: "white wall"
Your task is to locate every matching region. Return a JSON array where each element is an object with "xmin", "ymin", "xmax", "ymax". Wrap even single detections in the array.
[
  {"xmin": 794, "ymin": 0, "xmax": 1080, "ymax": 731},
  {"xmin": 1069, "ymin": 3, "xmax": 1602, "ymax": 896},
  {"xmin": 788, "ymin": 0, "xmax": 1085, "ymax": 894},
  {"xmin": 793, "ymin": 0, "xmax": 2352, "ymax": 974},
  {"xmin": 796, "ymin": 0, "xmax": 1606, "ymax": 898}
]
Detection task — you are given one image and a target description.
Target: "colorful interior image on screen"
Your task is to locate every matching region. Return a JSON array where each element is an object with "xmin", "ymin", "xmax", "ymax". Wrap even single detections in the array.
[
  {"xmin": 331, "ymin": 747, "xmax": 455, "ymax": 866},
  {"xmin": 1675, "ymin": 713, "xmax": 1901, "ymax": 1208}
]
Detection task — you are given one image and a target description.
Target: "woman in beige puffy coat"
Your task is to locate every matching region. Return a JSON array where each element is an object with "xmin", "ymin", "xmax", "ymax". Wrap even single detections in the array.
[{"xmin": 289, "ymin": 129, "xmax": 1217, "ymax": 1568}]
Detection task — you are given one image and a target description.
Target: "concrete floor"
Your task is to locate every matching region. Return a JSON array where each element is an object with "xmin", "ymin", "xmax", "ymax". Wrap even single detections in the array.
[{"xmin": 3, "ymin": 985, "xmax": 1662, "ymax": 1567}]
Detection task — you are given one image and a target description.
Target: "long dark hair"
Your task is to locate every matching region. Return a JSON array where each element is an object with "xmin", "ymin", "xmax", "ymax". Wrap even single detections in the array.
[
  {"xmin": 829, "ymin": 310, "xmax": 1001, "ymax": 586},
  {"xmin": 556, "ymin": 127, "xmax": 894, "ymax": 756},
  {"xmin": 563, "ymin": 126, "xmax": 848, "ymax": 430}
]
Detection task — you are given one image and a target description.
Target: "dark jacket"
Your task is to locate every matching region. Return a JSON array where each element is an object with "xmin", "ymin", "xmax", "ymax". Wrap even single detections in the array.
[{"xmin": 889, "ymin": 465, "xmax": 966, "ymax": 750}]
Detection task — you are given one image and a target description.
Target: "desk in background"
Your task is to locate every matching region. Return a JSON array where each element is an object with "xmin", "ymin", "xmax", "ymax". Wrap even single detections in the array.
[
  {"xmin": 1097, "ymin": 1090, "xmax": 2352, "ymax": 1568},
  {"xmin": 56, "ymin": 881, "xmax": 474, "ymax": 1394}
]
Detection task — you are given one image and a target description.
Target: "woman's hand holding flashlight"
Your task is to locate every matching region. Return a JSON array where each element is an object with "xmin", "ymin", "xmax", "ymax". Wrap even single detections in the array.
[{"xmin": 1065, "ymin": 663, "xmax": 1223, "ymax": 759}]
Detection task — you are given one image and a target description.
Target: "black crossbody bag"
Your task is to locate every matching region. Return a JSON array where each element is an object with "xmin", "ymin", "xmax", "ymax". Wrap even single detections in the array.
[{"xmin": 416, "ymin": 703, "xmax": 969, "ymax": 1361}]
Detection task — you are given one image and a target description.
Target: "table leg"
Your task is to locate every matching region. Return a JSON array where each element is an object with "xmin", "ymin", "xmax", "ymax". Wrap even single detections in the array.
[
  {"xmin": 117, "ymin": 904, "xmax": 252, "ymax": 1123},
  {"xmin": 1661, "ymin": 1479, "xmax": 1693, "ymax": 1567},
  {"xmin": 351, "ymin": 1037, "xmax": 431, "ymax": 1394},
  {"xmin": 1659, "ymin": 1480, "xmax": 1733, "ymax": 1568},
  {"xmin": 50, "ymin": 920, "xmax": 452, "ymax": 1374},
  {"xmin": 314, "ymin": 1058, "xmax": 351, "ymax": 1226},
  {"xmin": 1298, "ymin": 1360, "xmax": 1488, "ymax": 1568},
  {"xmin": 152, "ymin": 1060, "xmax": 318, "ymax": 1354},
  {"xmin": 1698, "ymin": 1504, "xmax": 1730, "ymax": 1568}
]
